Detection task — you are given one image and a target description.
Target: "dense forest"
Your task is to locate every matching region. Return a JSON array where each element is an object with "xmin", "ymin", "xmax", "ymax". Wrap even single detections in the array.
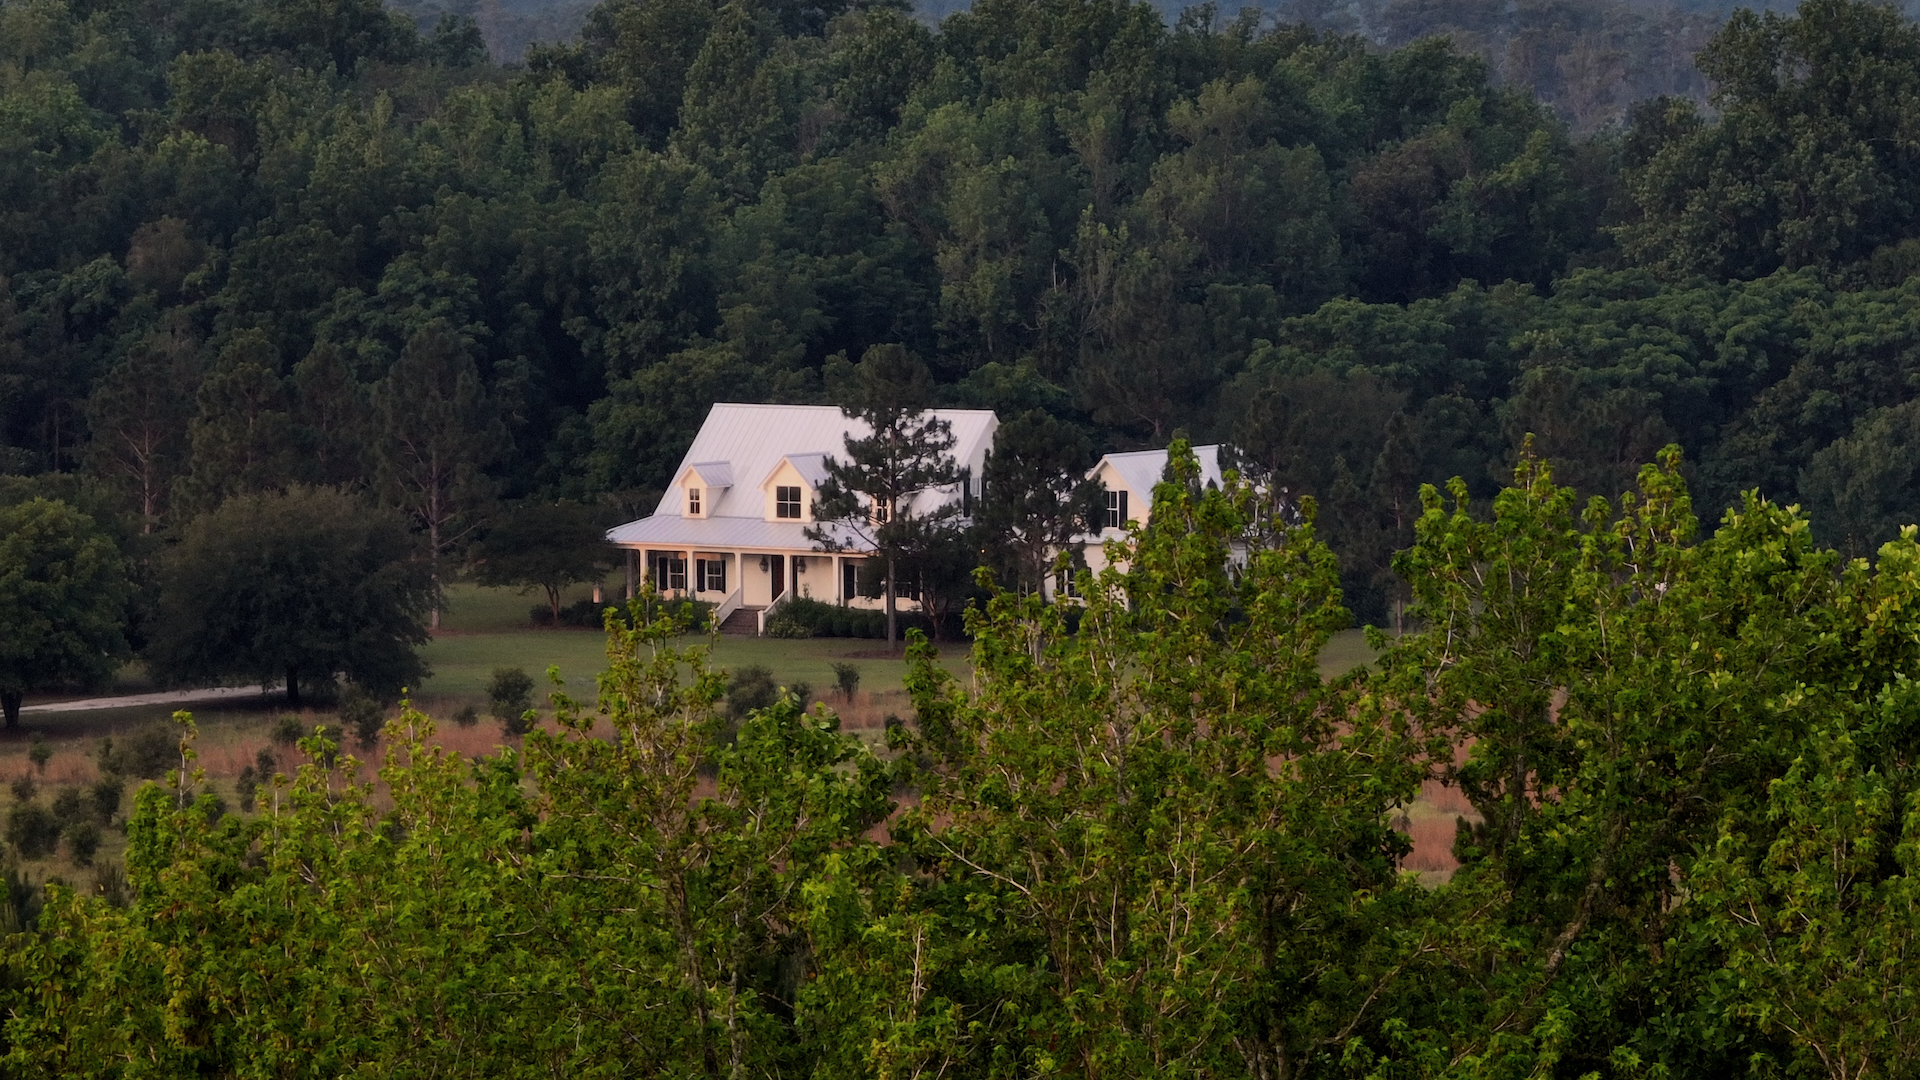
[
  {"xmin": 9, "ymin": 0, "xmax": 1920, "ymax": 623},
  {"xmin": 12, "ymin": 0, "xmax": 1920, "ymax": 1072}
]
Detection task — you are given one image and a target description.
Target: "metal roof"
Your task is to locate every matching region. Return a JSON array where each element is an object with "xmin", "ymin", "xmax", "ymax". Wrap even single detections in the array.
[
  {"xmin": 684, "ymin": 460, "xmax": 734, "ymax": 488},
  {"xmin": 772, "ymin": 452, "xmax": 833, "ymax": 490},
  {"xmin": 606, "ymin": 514, "xmax": 868, "ymax": 552},
  {"xmin": 1092, "ymin": 444, "xmax": 1225, "ymax": 500},
  {"xmin": 609, "ymin": 403, "xmax": 999, "ymax": 544}
]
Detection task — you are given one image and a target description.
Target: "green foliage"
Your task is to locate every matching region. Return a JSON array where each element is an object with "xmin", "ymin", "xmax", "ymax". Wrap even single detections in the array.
[
  {"xmin": 26, "ymin": 734, "xmax": 49, "ymax": 774},
  {"xmin": 88, "ymin": 774, "xmax": 123, "ymax": 822},
  {"xmin": 485, "ymin": 665, "xmax": 535, "ymax": 734},
  {"xmin": 830, "ymin": 660, "xmax": 858, "ymax": 701},
  {"xmin": 338, "ymin": 685, "xmax": 386, "ymax": 750},
  {"xmin": 1620, "ymin": 0, "xmax": 1920, "ymax": 279},
  {"xmin": 469, "ymin": 500, "xmax": 617, "ymax": 624},
  {"xmin": 0, "ymin": 498, "xmax": 131, "ymax": 729},
  {"xmin": 724, "ymin": 662, "xmax": 778, "ymax": 720},
  {"xmin": 6, "ymin": 802, "xmax": 59, "ymax": 860},
  {"xmin": 63, "ymin": 820, "xmax": 100, "ymax": 866},
  {"xmin": 145, "ymin": 486, "xmax": 433, "ymax": 705},
  {"xmin": 810, "ymin": 344, "xmax": 963, "ymax": 644},
  {"xmin": 768, "ymin": 594, "xmax": 890, "ymax": 637},
  {"xmin": 13, "ymin": 445, "xmax": 1920, "ymax": 1074}
]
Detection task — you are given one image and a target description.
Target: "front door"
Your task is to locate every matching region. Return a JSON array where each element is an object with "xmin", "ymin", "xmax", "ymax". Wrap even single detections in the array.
[{"xmin": 770, "ymin": 554, "xmax": 785, "ymax": 599}]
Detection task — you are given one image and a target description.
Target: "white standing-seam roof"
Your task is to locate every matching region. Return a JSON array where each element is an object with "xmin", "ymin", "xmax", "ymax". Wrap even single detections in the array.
[
  {"xmin": 684, "ymin": 460, "xmax": 735, "ymax": 488},
  {"xmin": 771, "ymin": 452, "xmax": 834, "ymax": 491},
  {"xmin": 1094, "ymin": 444, "xmax": 1225, "ymax": 497},
  {"xmin": 608, "ymin": 403, "xmax": 999, "ymax": 549}
]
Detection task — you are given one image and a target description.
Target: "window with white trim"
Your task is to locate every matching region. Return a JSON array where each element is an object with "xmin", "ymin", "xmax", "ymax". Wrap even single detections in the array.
[
  {"xmin": 699, "ymin": 557, "xmax": 727, "ymax": 593},
  {"xmin": 655, "ymin": 556, "xmax": 687, "ymax": 591},
  {"xmin": 775, "ymin": 485, "xmax": 803, "ymax": 519},
  {"xmin": 1104, "ymin": 489, "xmax": 1129, "ymax": 530},
  {"xmin": 687, "ymin": 487, "xmax": 701, "ymax": 515}
]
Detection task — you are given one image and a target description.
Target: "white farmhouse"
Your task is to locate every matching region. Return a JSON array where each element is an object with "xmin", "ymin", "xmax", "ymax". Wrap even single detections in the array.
[
  {"xmin": 1067, "ymin": 444, "xmax": 1226, "ymax": 588},
  {"xmin": 606, "ymin": 402, "xmax": 998, "ymax": 634}
]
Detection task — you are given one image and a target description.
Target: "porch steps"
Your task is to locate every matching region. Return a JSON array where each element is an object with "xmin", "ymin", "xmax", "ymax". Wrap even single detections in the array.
[{"xmin": 719, "ymin": 605, "xmax": 765, "ymax": 636}]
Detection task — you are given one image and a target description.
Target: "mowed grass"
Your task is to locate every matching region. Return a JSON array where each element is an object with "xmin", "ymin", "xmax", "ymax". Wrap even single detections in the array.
[
  {"xmin": 424, "ymin": 583, "xmax": 1379, "ymax": 699},
  {"xmin": 423, "ymin": 582, "xmax": 974, "ymax": 703}
]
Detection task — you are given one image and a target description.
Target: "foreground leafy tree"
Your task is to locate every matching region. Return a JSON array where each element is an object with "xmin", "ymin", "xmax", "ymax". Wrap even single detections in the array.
[
  {"xmin": 827, "ymin": 443, "xmax": 1432, "ymax": 1076},
  {"xmin": 0, "ymin": 498, "xmax": 131, "ymax": 728},
  {"xmin": 1371, "ymin": 446, "xmax": 1920, "ymax": 1074},
  {"xmin": 145, "ymin": 487, "xmax": 433, "ymax": 704},
  {"xmin": 5, "ymin": 600, "xmax": 892, "ymax": 1075}
]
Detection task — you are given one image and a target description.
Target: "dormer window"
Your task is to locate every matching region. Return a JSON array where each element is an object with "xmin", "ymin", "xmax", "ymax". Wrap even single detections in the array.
[
  {"xmin": 871, "ymin": 499, "xmax": 890, "ymax": 524},
  {"xmin": 776, "ymin": 486, "xmax": 803, "ymax": 519},
  {"xmin": 1104, "ymin": 489, "xmax": 1129, "ymax": 530},
  {"xmin": 687, "ymin": 487, "xmax": 701, "ymax": 516}
]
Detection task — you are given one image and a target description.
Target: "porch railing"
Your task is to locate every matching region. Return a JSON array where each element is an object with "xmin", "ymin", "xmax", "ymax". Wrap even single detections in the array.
[
  {"xmin": 711, "ymin": 585, "xmax": 744, "ymax": 633},
  {"xmin": 756, "ymin": 587, "xmax": 793, "ymax": 636}
]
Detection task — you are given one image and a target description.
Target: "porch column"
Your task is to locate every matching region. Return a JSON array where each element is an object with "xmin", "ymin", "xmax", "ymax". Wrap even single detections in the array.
[
  {"xmin": 625, "ymin": 549, "xmax": 636, "ymax": 600},
  {"xmin": 685, "ymin": 549, "xmax": 696, "ymax": 599}
]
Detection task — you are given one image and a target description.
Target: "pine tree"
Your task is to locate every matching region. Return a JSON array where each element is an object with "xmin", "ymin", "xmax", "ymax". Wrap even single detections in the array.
[{"xmin": 808, "ymin": 344, "xmax": 960, "ymax": 646}]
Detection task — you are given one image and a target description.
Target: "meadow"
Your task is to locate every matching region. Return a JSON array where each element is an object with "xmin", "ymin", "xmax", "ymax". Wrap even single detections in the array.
[{"xmin": 3, "ymin": 582, "xmax": 1395, "ymax": 892}]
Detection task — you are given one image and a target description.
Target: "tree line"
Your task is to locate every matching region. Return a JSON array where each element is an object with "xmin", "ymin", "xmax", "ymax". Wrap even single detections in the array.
[
  {"xmin": 8, "ymin": 444, "xmax": 1920, "ymax": 1078},
  {"xmin": 9, "ymin": 0, "xmax": 1920, "ymax": 624}
]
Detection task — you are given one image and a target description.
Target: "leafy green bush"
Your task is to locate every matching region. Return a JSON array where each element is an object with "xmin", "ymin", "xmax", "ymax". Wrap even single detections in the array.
[
  {"xmin": 772, "ymin": 597, "xmax": 887, "ymax": 639},
  {"xmin": 113, "ymin": 723, "xmax": 178, "ymax": 780},
  {"xmin": 765, "ymin": 614, "xmax": 814, "ymax": 638},
  {"xmin": 831, "ymin": 663, "xmax": 861, "ymax": 702},
  {"xmin": 90, "ymin": 775, "xmax": 123, "ymax": 823},
  {"xmin": 726, "ymin": 666, "xmax": 778, "ymax": 720},
  {"xmin": 489, "ymin": 668, "xmax": 535, "ymax": 736},
  {"xmin": 50, "ymin": 788, "xmax": 84, "ymax": 822},
  {"xmin": 339, "ymin": 686, "xmax": 386, "ymax": 750},
  {"xmin": 65, "ymin": 820, "xmax": 102, "ymax": 866},
  {"xmin": 271, "ymin": 715, "xmax": 305, "ymax": 746},
  {"xmin": 7, "ymin": 802, "xmax": 59, "ymax": 860}
]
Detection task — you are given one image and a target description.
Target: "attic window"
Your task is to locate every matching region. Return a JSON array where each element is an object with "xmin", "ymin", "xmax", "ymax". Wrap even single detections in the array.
[
  {"xmin": 776, "ymin": 486, "xmax": 803, "ymax": 519},
  {"xmin": 687, "ymin": 487, "xmax": 701, "ymax": 515},
  {"xmin": 1104, "ymin": 489, "xmax": 1129, "ymax": 530}
]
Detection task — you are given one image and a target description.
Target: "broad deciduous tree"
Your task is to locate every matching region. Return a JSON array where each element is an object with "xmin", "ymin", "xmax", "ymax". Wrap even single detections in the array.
[{"xmin": 146, "ymin": 486, "xmax": 432, "ymax": 705}]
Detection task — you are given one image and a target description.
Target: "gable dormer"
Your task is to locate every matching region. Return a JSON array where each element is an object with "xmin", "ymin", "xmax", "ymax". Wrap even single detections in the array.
[
  {"xmin": 680, "ymin": 461, "xmax": 733, "ymax": 518},
  {"xmin": 761, "ymin": 453, "xmax": 830, "ymax": 523}
]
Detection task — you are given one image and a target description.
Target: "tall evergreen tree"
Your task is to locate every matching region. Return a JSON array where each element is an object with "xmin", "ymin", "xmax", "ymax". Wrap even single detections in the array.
[
  {"xmin": 975, "ymin": 407, "xmax": 1100, "ymax": 594},
  {"xmin": 809, "ymin": 344, "xmax": 960, "ymax": 645}
]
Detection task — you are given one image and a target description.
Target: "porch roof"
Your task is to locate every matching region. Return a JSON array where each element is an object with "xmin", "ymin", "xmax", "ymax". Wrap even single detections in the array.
[{"xmin": 606, "ymin": 514, "xmax": 870, "ymax": 553}]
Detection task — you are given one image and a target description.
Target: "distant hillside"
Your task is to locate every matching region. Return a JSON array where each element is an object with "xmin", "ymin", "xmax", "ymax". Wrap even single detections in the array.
[
  {"xmin": 389, "ymin": 0, "xmax": 595, "ymax": 62},
  {"xmin": 430, "ymin": 0, "xmax": 1914, "ymax": 130}
]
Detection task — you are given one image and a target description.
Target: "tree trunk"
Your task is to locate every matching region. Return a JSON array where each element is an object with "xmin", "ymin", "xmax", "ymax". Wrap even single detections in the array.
[
  {"xmin": 885, "ymin": 554, "xmax": 898, "ymax": 647},
  {"xmin": 286, "ymin": 666, "xmax": 301, "ymax": 708},
  {"xmin": 548, "ymin": 584, "xmax": 563, "ymax": 625},
  {"xmin": 1, "ymin": 690, "xmax": 20, "ymax": 731},
  {"xmin": 429, "ymin": 509, "xmax": 442, "ymax": 631}
]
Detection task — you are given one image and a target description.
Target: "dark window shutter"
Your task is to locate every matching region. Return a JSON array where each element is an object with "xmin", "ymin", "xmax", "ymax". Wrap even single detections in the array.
[{"xmin": 1118, "ymin": 490, "xmax": 1129, "ymax": 527}]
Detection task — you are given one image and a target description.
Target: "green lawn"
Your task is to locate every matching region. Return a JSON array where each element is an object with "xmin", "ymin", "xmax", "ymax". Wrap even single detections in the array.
[
  {"xmin": 423, "ymin": 583, "xmax": 972, "ymax": 702},
  {"xmin": 421, "ymin": 583, "xmax": 1380, "ymax": 702}
]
